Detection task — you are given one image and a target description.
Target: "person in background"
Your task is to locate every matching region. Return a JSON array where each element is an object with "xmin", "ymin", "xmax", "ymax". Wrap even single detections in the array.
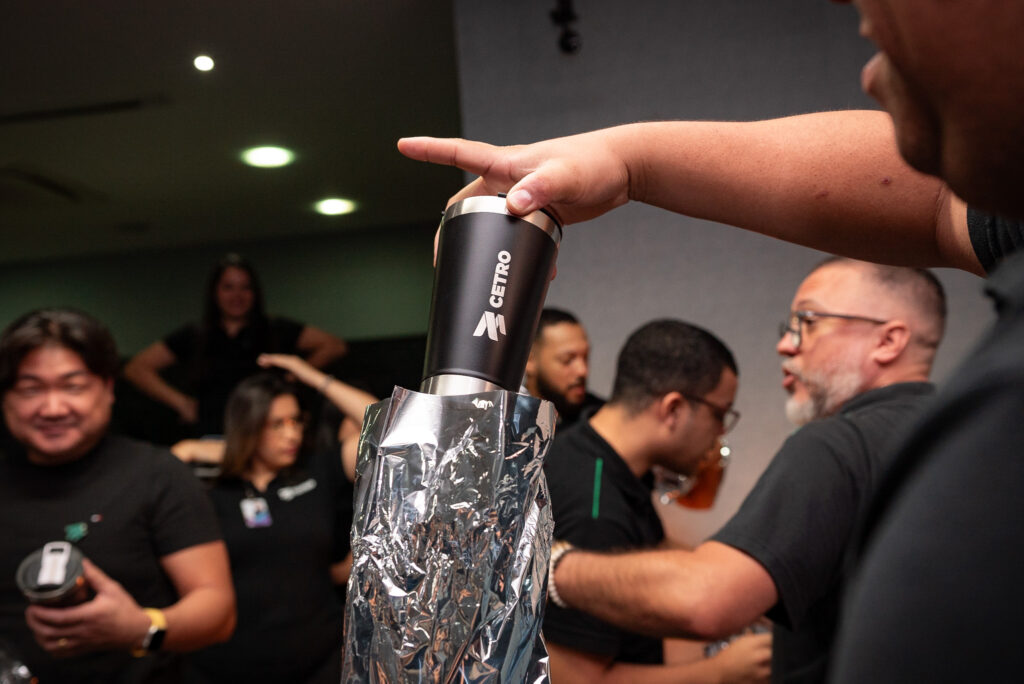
[
  {"xmin": 0, "ymin": 308, "xmax": 235, "ymax": 683},
  {"xmin": 525, "ymin": 308, "xmax": 603, "ymax": 426},
  {"xmin": 123, "ymin": 253, "xmax": 348, "ymax": 437},
  {"xmin": 397, "ymin": 3, "xmax": 1024, "ymax": 677},
  {"xmin": 182, "ymin": 361, "xmax": 374, "ymax": 684},
  {"xmin": 544, "ymin": 319, "xmax": 770, "ymax": 684},
  {"xmin": 546, "ymin": 259, "xmax": 945, "ymax": 682}
]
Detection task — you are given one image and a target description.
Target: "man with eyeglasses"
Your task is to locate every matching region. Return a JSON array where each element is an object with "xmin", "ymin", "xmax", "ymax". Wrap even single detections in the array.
[
  {"xmin": 542, "ymin": 319, "xmax": 774, "ymax": 684},
  {"xmin": 544, "ymin": 259, "xmax": 946, "ymax": 682}
]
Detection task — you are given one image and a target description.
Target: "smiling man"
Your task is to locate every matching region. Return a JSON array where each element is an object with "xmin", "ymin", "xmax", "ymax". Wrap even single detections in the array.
[
  {"xmin": 0, "ymin": 308, "xmax": 235, "ymax": 683},
  {"xmin": 543, "ymin": 259, "xmax": 945, "ymax": 682}
]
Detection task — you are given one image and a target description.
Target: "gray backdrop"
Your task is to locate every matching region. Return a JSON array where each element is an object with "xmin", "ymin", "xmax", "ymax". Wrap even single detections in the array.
[{"xmin": 453, "ymin": 0, "xmax": 994, "ymax": 544}]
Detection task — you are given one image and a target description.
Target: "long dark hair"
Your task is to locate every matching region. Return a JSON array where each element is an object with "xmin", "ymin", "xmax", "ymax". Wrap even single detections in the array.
[
  {"xmin": 220, "ymin": 373, "xmax": 301, "ymax": 480},
  {"xmin": 202, "ymin": 253, "xmax": 268, "ymax": 333}
]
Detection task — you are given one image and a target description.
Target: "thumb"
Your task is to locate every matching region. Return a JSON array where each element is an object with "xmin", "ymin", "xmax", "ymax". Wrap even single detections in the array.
[
  {"xmin": 81, "ymin": 558, "xmax": 119, "ymax": 594},
  {"xmin": 505, "ymin": 162, "xmax": 573, "ymax": 225}
]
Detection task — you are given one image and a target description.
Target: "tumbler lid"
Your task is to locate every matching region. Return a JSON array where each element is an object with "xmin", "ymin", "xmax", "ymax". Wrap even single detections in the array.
[
  {"xmin": 443, "ymin": 195, "xmax": 562, "ymax": 244},
  {"xmin": 16, "ymin": 541, "xmax": 85, "ymax": 602}
]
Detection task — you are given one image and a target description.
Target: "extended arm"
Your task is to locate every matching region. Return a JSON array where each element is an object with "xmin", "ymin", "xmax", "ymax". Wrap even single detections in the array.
[
  {"xmin": 258, "ymin": 353, "xmax": 376, "ymax": 480},
  {"xmin": 399, "ymin": 111, "xmax": 979, "ymax": 274},
  {"xmin": 122, "ymin": 341, "xmax": 197, "ymax": 423},
  {"xmin": 553, "ymin": 541, "xmax": 777, "ymax": 640}
]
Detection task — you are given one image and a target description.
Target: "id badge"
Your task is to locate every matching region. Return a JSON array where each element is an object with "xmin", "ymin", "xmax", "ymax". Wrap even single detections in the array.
[{"xmin": 240, "ymin": 497, "xmax": 273, "ymax": 528}]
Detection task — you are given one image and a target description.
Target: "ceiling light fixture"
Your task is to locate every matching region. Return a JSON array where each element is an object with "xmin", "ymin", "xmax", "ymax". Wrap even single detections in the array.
[
  {"xmin": 193, "ymin": 55, "xmax": 215, "ymax": 72},
  {"xmin": 315, "ymin": 198, "xmax": 357, "ymax": 216},
  {"xmin": 241, "ymin": 146, "xmax": 295, "ymax": 168}
]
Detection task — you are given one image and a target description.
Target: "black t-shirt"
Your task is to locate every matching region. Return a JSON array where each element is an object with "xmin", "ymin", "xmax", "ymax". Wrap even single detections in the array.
[
  {"xmin": 0, "ymin": 434, "xmax": 222, "ymax": 684},
  {"xmin": 713, "ymin": 383, "xmax": 934, "ymax": 684},
  {"xmin": 543, "ymin": 417, "xmax": 665, "ymax": 665},
  {"xmin": 163, "ymin": 317, "xmax": 304, "ymax": 435},
  {"xmin": 184, "ymin": 448, "xmax": 350, "ymax": 684},
  {"xmin": 830, "ymin": 214, "xmax": 1024, "ymax": 682},
  {"xmin": 555, "ymin": 391, "xmax": 606, "ymax": 429}
]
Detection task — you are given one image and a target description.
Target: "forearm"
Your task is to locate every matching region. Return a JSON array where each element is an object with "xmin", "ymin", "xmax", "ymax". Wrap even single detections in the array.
[
  {"xmin": 611, "ymin": 111, "xmax": 971, "ymax": 270},
  {"xmin": 555, "ymin": 543, "xmax": 774, "ymax": 640},
  {"xmin": 324, "ymin": 380, "xmax": 377, "ymax": 422},
  {"xmin": 603, "ymin": 658, "xmax": 738, "ymax": 684},
  {"xmin": 556, "ymin": 548, "xmax": 714, "ymax": 638},
  {"xmin": 123, "ymin": 364, "xmax": 192, "ymax": 411},
  {"xmin": 160, "ymin": 585, "xmax": 235, "ymax": 651}
]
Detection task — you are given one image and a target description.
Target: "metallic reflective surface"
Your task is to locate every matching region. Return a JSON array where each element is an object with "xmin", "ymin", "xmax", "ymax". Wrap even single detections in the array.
[
  {"xmin": 420, "ymin": 373, "xmax": 503, "ymax": 396},
  {"xmin": 343, "ymin": 387, "xmax": 555, "ymax": 683},
  {"xmin": 444, "ymin": 195, "xmax": 562, "ymax": 244}
]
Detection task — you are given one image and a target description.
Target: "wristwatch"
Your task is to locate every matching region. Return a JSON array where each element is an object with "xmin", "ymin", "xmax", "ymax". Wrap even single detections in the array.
[{"xmin": 131, "ymin": 608, "xmax": 167, "ymax": 657}]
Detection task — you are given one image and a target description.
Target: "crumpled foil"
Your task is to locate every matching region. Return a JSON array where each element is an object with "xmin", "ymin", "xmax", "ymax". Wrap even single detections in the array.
[{"xmin": 342, "ymin": 387, "xmax": 555, "ymax": 683}]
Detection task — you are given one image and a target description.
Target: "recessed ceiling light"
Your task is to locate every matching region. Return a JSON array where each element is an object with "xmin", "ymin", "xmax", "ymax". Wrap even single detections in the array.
[
  {"xmin": 241, "ymin": 146, "xmax": 295, "ymax": 168},
  {"xmin": 315, "ymin": 198, "xmax": 357, "ymax": 216},
  {"xmin": 193, "ymin": 55, "xmax": 215, "ymax": 72}
]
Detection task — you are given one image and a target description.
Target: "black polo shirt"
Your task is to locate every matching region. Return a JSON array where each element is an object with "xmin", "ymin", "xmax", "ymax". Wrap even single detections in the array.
[
  {"xmin": 713, "ymin": 382, "xmax": 935, "ymax": 683},
  {"xmin": 543, "ymin": 416, "xmax": 664, "ymax": 664}
]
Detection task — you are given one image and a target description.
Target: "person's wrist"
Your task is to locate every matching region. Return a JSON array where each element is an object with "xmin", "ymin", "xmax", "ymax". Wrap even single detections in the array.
[
  {"xmin": 548, "ymin": 540, "xmax": 577, "ymax": 609},
  {"xmin": 130, "ymin": 608, "xmax": 167, "ymax": 657},
  {"xmin": 319, "ymin": 374, "xmax": 335, "ymax": 394}
]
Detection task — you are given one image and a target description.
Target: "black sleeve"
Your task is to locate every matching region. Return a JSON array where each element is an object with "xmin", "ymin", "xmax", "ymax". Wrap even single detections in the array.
[
  {"xmin": 148, "ymin": 447, "xmax": 223, "ymax": 556},
  {"xmin": 162, "ymin": 323, "xmax": 199, "ymax": 362},
  {"xmin": 711, "ymin": 421, "xmax": 863, "ymax": 630},
  {"xmin": 967, "ymin": 208, "xmax": 1024, "ymax": 274},
  {"xmin": 269, "ymin": 317, "xmax": 306, "ymax": 354}
]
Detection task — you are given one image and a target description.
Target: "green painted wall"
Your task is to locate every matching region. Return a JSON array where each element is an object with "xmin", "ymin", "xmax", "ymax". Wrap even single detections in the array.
[{"xmin": 0, "ymin": 222, "xmax": 436, "ymax": 355}]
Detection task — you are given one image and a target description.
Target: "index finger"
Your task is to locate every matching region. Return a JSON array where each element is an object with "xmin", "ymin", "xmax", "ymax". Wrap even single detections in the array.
[{"xmin": 397, "ymin": 137, "xmax": 503, "ymax": 178}]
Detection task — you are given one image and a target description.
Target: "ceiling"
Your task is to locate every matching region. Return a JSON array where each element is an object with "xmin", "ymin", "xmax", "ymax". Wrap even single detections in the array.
[{"xmin": 0, "ymin": 0, "xmax": 464, "ymax": 264}]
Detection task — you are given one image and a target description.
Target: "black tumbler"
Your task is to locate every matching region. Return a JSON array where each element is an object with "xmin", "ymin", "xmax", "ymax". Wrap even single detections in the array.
[
  {"xmin": 421, "ymin": 195, "xmax": 562, "ymax": 395},
  {"xmin": 16, "ymin": 541, "xmax": 92, "ymax": 607}
]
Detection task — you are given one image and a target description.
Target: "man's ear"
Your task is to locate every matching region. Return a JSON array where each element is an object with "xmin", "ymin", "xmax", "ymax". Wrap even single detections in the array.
[
  {"xmin": 872, "ymin": 320, "xmax": 911, "ymax": 364},
  {"xmin": 103, "ymin": 377, "xmax": 116, "ymax": 406},
  {"xmin": 657, "ymin": 392, "xmax": 687, "ymax": 428}
]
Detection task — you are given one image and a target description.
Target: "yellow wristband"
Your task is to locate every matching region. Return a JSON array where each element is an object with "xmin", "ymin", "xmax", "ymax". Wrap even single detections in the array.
[{"xmin": 131, "ymin": 608, "xmax": 167, "ymax": 657}]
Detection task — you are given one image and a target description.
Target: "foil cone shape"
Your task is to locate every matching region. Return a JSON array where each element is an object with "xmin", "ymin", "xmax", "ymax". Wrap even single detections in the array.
[{"xmin": 342, "ymin": 387, "xmax": 555, "ymax": 683}]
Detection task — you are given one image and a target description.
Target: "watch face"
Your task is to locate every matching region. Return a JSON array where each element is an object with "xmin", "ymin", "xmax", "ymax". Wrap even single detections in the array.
[{"xmin": 147, "ymin": 625, "xmax": 166, "ymax": 652}]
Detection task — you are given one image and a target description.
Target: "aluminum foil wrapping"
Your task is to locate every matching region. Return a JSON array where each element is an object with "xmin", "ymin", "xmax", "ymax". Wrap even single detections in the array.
[{"xmin": 342, "ymin": 387, "xmax": 555, "ymax": 683}]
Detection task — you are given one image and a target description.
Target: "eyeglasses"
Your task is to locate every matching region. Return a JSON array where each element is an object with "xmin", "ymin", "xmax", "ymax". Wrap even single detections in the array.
[
  {"xmin": 778, "ymin": 310, "xmax": 887, "ymax": 350},
  {"xmin": 680, "ymin": 393, "xmax": 740, "ymax": 433}
]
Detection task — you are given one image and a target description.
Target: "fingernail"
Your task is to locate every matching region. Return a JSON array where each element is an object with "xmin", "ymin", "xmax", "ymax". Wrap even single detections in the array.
[{"xmin": 507, "ymin": 189, "xmax": 533, "ymax": 213}]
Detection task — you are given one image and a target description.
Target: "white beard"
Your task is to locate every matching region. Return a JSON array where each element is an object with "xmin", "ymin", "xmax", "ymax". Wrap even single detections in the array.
[{"xmin": 784, "ymin": 360, "xmax": 865, "ymax": 426}]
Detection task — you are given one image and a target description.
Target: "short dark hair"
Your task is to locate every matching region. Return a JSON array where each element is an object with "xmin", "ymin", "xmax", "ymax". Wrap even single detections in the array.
[
  {"xmin": 221, "ymin": 372, "xmax": 300, "ymax": 479},
  {"xmin": 610, "ymin": 319, "xmax": 737, "ymax": 413},
  {"xmin": 535, "ymin": 308, "xmax": 580, "ymax": 341},
  {"xmin": 202, "ymin": 253, "xmax": 267, "ymax": 330},
  {"xmin": 0, "ymin": 308, "xmax": 120, "ymax": 393}
]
